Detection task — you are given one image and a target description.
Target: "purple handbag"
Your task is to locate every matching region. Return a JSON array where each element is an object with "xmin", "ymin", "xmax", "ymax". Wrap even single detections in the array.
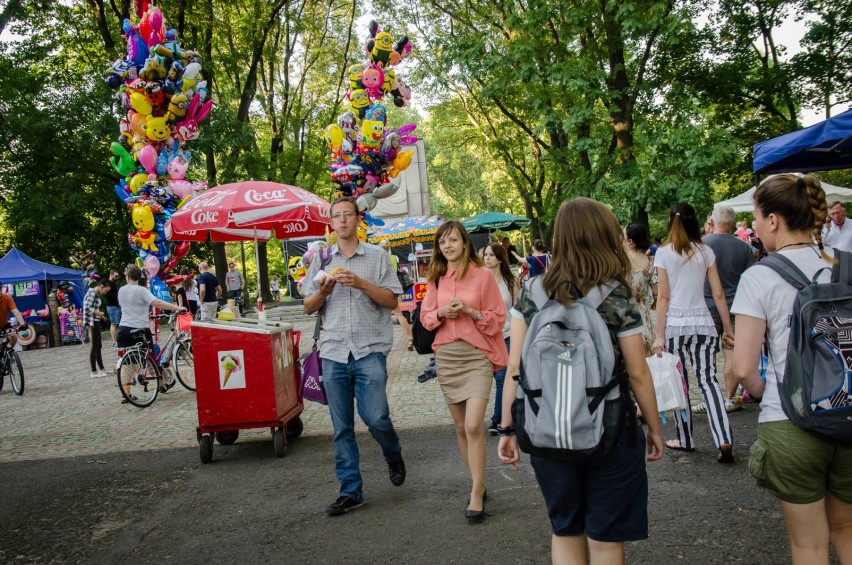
[
  {"xmin": 298, "ymin": 315, "xmax": 327, "ymax": 404},
  {"xmin": 299, "ymin": 350, "xmax": 327, "ymax": 405}
]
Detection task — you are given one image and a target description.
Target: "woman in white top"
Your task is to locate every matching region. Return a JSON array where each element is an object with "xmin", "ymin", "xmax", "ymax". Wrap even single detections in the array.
[
  {"xmin": 732, "ymin": 173, "xmax": 852, "ymax": 565},
  {"xmin": 482, "ymin": 243, "xmax": 519, "ymax": 435},
  {"xmin": 653, "ymin": 203, "xmax": 735, "ymax": 462}
]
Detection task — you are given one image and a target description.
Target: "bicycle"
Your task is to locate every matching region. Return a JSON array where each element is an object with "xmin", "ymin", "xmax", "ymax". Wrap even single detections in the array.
[
  {"xmin": 0, "ymin": 326, "xmax": 26, "ymax": 395},
  {"xmin": 116, "ymin": 313, "xmax": 191, "ymax": 407},
  {"xmin": 171, "ymin": 315, "xmax": 195, "ymax": 391}
]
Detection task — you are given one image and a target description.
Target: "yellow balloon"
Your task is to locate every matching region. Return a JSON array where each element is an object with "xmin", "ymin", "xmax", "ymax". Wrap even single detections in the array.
[
  {"xmin": 130, "ymin": 91, "xmax": 152, "ymax": 116},
  {"xmin": 129, "ymin": 173, "xmax": 147, "ymax": 195},
  {"xmin": 324, "ymin": 124, "xmax": 344, "ymax": 152}
]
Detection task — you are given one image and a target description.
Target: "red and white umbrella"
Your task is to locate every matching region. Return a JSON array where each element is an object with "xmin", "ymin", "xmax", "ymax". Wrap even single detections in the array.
[{"xmin": 166, "ymin": 181, "xmax": 331, "ymax": 242}]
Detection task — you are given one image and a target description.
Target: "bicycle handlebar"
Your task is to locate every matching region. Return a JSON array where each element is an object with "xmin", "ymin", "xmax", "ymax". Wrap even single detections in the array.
[{"xmin": 0, "ymin": 325, "xmax": 28, "ymax": 337}]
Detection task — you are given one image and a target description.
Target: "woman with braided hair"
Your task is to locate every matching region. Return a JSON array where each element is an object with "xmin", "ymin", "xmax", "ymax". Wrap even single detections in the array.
[
  {"xmin": 652, "ymin": 203, "xmax": 736, "ymax": 463},
  {"xmin": 732, "ymin": 173, "xmax": 852, "ymax": 565}
]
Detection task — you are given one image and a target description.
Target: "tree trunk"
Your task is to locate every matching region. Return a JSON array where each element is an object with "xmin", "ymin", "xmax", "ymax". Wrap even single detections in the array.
[{"xmin": 87, "ymin": 0, "xmax": 117, "ymax": 53}]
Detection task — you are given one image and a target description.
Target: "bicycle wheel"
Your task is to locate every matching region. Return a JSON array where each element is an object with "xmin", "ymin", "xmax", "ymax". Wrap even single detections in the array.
[
  {"xmin": 9, "ymin": 351, "xmax": 24, "ymax": 395},
  {"xmin": 173, "ymin": 340, "xmax": 195, "ymax": 391},
  {"xmin": 117, "ymin": 348, "xmax": 159, "ymax": 407}
]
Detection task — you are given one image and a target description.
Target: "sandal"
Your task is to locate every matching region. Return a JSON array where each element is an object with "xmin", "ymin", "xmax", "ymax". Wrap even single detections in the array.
[
  {"xmin": 665, "ymin": 440, "xmax": 695, "ymax": 453},
  {"xmin": 691, "ymin": 402, "xmax": 707, "ymax": 415},
  {"xmin": 718, "ymin": 444, "xmax": 735, "ymax": 464}
]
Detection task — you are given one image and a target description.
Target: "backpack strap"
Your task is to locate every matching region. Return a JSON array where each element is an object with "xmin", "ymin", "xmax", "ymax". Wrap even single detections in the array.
[
  {"xmin": 832, "ymin": 249, "xmax": 852, "ymax": 284},
  {"xmin": 758, "ymin": 253, "xmax": 811, "ymax": 290}
]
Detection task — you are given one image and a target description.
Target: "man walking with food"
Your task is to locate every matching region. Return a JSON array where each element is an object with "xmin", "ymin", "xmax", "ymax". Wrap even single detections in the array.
[{"xmin": 302, "ymin": 197, "xmax": 406, "ymax": 516}]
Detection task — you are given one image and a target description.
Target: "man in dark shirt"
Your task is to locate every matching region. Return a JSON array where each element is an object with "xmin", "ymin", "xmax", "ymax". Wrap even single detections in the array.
[
  {"xmin": 103, "ymin": 269, "xmax": 121, "ymax": 347},
  {"xmin": 702, "ymin": 205, "xmax": 755, "ymax": 411},
  {"xmin": 502, "ymin": 237, "xmax": 519, "ymax": 266},
  {"xmin": 197, "ymin": 261, "xmax": 220, "ymax": 321}
]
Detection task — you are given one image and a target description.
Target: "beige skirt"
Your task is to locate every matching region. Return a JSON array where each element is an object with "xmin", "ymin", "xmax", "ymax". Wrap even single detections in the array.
[{"xmin": 434, "ymin": 340, "xmax": 493, "ymax": 404}]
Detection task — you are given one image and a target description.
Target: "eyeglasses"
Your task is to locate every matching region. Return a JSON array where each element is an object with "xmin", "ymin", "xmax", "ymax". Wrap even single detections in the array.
[{"xmin": 331, "ymin": 211, "xmax": 358, "ymax": 220}]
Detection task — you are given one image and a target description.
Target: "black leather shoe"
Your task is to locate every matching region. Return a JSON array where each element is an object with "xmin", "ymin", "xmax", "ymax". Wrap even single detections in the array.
[
  {"xmin": 465, "ymin": 490, "xmax": 486, "ymax": 522},
  {"xmin": 388, "ymin": 457, "xmax": 406, "ymax": 486}
]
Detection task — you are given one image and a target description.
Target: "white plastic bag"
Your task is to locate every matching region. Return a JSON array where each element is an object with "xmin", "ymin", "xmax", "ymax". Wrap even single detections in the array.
[{"xmin": 646, "ymin": 352, "xmax": 688, "ymax": 416}]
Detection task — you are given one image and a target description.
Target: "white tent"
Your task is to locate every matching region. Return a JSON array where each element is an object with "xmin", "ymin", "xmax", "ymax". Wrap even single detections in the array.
[{"xmin": 716, "ymin": 182, "xmax": 852, "ymax": 213}]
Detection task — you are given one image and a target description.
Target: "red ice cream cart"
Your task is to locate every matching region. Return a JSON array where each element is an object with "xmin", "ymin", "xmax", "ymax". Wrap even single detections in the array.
[{"xmin": 191, "ymin": 318, "xmax": 304, "ymax": 463}]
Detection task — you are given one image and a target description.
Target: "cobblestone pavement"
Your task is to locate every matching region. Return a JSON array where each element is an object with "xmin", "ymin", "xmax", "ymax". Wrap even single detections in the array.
[
  {"xmin": 0, "ymin": 303, "xmax": 738, "ymax": 463},
  {"xmin": 0, "ymin": 304, "xmax": 449, "ymax": 462}
]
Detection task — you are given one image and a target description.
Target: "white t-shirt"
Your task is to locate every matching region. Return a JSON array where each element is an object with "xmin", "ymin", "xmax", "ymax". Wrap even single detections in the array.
[
  {"xmin": 185, "ymin": 279, "xmax": 199, "ymax": 302},
  {"xmin": 731, "ymin": 247, "xmax": 833, "ymax": 423},
  {"xmin": 654, "ymin": 243, "xmax": 717, "ymax": 336},
  {"xmin": 496, "ymin": 278, "xmax": 512, "ymax": 338},
  {"xmin": 118, "ymin": 284, "xmax": 156, "ymax": 329}
]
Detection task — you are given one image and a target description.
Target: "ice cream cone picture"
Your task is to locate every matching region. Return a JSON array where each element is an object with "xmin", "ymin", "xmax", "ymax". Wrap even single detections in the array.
[{"xmin": 218, "ymin": 350, "xmax": 245, "ymax": 389}]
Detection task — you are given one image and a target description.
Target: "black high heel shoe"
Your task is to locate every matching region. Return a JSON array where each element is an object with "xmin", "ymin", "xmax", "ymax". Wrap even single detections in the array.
[{"xmin": 465, "ymin": 489, "xmax": 487, "ymax": 522}]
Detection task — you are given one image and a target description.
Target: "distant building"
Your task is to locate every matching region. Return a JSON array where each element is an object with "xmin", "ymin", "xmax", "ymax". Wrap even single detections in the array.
[{"xmin": 372, "ymin": 140, "xmax": 430, "ymax": 220}]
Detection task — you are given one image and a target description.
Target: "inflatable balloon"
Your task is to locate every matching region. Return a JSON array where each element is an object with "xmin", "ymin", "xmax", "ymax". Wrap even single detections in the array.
[
  {"xmin": 143, "ymin": 254, "xmax": 160, "ymax": 278},
  {"xmin": 138, "ymin": 144, "xmax": 158, "ymax": 175}
]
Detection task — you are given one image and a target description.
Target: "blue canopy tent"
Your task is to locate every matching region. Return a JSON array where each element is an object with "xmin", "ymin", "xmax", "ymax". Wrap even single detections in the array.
[
  {"xmin": 0, "ymin": 248, "xmax": 85, "ymax": 316},
  {"xmin": 753, "ymin": 109, "xmax": 852, "ymax": 175}
]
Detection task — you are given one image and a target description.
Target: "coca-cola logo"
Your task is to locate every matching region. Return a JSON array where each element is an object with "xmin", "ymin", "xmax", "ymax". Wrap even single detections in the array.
[
  {"xmin": 278, "ymin": 220, "xmax": 309, "ymax": 234},
  {"xmin": 183, "ymin": 188, "xmax": 237, "ymax": 210},
  {"xmin": 191, "ymin": 210, "xmax": 219, "ymax": 224},
  {"xmin": 244, "ymin": 188, "xmax": 295, "ymax": 205}
]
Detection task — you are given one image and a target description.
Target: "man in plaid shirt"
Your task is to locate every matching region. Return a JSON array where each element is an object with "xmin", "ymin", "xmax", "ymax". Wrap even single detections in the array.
[{"xmin": 83, "ymin": 278, "xmax": 110, "ymax": 378}]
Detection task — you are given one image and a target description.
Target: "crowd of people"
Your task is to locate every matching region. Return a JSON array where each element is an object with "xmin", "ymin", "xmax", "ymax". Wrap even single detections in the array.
[{"xmin": 300, "ymin": 179, "xmax": 850, "ymax": 565}]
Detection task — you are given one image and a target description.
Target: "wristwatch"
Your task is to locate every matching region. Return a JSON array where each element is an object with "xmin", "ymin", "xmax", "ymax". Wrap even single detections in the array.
[{"xmin": 474, "ymin": 311, "xmax": 483, "ymax": 321}]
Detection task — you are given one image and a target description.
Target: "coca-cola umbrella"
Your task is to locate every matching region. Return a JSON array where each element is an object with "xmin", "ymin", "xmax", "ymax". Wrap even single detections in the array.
[{"xmin": 166, "ymin": 181, "xmax": 332, "ymax": 305}]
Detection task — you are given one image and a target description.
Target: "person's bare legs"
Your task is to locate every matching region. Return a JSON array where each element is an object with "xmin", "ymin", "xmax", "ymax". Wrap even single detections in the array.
[
  {"xmin": 826, "ymin": 492, "xmax": 852, "ymax": 563},
  {"xmin": 722, "ymin": 348, "xmax": 737, "ymax": 401},
  {"xmin": 588, "ymin": 539, "xmax": 624, "ymax": 565},
  {"xmin": 780, "ymin": 499, "xmax": 831, "ymax": 565},
  {"xmin": 552, "ymin": 535, "xmax": 587, "ymax": 565},
  {"xmin": 392, "ymin": 306, "xmax": 412, "ymax": 342},
  {"xmin": 447, "ymin": 399, "xmax": 488, "ymax": 511}
]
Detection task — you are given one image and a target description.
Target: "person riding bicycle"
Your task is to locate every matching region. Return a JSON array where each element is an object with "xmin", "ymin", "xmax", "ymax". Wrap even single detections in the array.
[
  {"xmin": 117, "ymin": 265, "xmax": 185, "ymax": 403},
  {"xmin": 0, "ymin": 282, "xmax": 30, "ymax": 348}
]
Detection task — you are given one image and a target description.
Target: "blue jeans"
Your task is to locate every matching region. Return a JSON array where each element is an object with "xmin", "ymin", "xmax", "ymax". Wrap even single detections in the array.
[
  {"xmin": 107, "ymin": 306, "xmax": 121, "ymax": 326},
  {"xmin": 492, "ymin": 337, "xmax": 510, "ymax": 425},
  {"xmin": 322, "ymin": 352, "xmax": 402, "ymax": 502}
]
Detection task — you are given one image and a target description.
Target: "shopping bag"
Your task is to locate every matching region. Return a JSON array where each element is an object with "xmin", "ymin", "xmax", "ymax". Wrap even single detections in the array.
[
  {"xmin": 177, "ymin": 312, "xmax": 193, "ymax": 333},
  {"xmin": 646, "ymin": 353, "xmax": 688, "ymax": 420},
  {"xmin": 299, "ymin": 350, "xmax": 327, "ymax": 405}
]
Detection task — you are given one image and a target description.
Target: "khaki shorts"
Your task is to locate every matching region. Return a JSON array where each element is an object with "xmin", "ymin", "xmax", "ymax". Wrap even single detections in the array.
[{"xmin": 749, "ymin": 420, "xmax": 852, "ymax": 504}]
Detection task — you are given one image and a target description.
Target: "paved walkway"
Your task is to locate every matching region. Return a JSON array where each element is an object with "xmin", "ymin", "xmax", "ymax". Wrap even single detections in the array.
[{"xmin": 0, "ymin": 304, "xmax": 448, "ymax": 462}]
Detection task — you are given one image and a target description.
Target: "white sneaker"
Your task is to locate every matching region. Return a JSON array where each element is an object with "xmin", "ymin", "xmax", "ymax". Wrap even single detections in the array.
[{"xmin": 90, "ymin": 371, "xmax": 104, "ymax": 378}]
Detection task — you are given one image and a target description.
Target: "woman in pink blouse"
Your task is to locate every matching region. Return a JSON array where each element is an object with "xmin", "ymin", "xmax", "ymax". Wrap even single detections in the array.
[{"xmin": 421, "ymin": 221, "xmax": 509, "ymax": 522}]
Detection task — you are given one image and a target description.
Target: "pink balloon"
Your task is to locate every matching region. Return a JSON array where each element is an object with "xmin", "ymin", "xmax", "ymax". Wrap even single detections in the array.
[
  {"xmin": 138, "ymin": 144, "xmax": 158, "ymax": 173},
  {"xmin": 143, "ymin": 254, "xmax": 160, "ymax": 278}
]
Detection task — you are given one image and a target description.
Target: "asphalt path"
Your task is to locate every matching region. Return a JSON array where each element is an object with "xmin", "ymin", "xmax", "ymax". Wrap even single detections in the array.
[{"xmin": 0, "ymin": 313, "xmax": 805, "ymax": 564}]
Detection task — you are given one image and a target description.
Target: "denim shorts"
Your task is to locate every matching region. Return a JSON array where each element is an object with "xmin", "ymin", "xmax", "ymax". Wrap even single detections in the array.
[
  {"xmin": 107, "ymin": 306, "xmax": 121, "ymax": 325},
  {"xmin": 749, "ymin": 420, "xmax": 852, "ymax": 504},
  {"xmin": 530, "ymin": 425, "xmax": 648, "ymax": 542}
]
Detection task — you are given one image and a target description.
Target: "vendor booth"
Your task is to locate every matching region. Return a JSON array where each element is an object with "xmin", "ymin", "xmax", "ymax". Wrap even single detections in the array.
[
  {"xmin": 716, "ymin": 182, "xmax": 852, "ymax": 213},
  {"xmin": 753, "ymin": 109, "xmax": 852, "ymax": 175},
  {"xmin": 0, "ymin": 248, "xmax": 85, "ymax": 346}
]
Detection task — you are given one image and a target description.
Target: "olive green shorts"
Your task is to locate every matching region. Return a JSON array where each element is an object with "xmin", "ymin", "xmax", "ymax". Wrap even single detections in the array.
[{"xmin": 749, "ymin": 420, "xmax": 852, "ymax": 504}]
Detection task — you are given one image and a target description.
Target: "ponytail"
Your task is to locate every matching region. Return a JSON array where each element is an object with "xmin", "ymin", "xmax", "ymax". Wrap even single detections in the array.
[{"xmin": 666, "ymin": 203, "xmax": 702, "ymax": 257}]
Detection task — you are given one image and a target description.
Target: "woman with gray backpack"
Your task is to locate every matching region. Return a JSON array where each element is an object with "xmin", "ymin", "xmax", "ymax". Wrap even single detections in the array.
[
  {"xmin": 497, "ymin": 198, "xmax": 663, "ymax": 564},
  {"xmin": 732, "ymin": 173, "xmax": 852, "ymax": 565}
]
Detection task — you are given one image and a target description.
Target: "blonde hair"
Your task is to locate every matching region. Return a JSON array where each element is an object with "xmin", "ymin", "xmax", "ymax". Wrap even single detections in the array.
[
  {"xmin": 543, "ymin": 198, "xmax": 630, "ymax": 307},
  {"xmin": 428, "ymin": 221, "xmax": 482, "ymax": 281},
  {"xmin": 754, "ymin": 173, "xmax": 831, "ymax": 261}
]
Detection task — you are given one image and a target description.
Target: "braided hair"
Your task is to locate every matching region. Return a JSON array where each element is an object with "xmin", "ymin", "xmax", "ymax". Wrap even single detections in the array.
[{"xmin": 754, "ymin": 173, "xmax": 831, "ymax": 261}]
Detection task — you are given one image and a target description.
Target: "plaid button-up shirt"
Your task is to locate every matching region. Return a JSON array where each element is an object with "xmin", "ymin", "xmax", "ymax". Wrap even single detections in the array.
[
  {"xmin": 301, "ymin": 242, "xmax": 403, "ymax": 363},
  {"xmin": 82, "ymin": 288, "xmax": 101, "ymax": 327}
]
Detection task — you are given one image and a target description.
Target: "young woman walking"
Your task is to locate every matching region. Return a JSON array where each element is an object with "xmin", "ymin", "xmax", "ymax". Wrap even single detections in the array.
[
  {"xmin": 482, "ymin": 242, "xmax": 519, "ymax": 434},
  {"xmin": 732, "ymin": 173, "xmax": 852, "ymax": 565},
  {"xmin": 653, "ymin": 203, "xmax": 735, "ymax": 462},
  {"xmin": 420, "ymin": 222, "xmax": 508, "ymax": 522},
  {"xmin": 498, "ymin": 197, "xmax": 663, "ymax": 564}
]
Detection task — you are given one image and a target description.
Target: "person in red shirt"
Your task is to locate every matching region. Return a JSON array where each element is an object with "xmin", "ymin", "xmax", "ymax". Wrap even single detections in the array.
[
  {"xmin": 0, "ymin": 283, "xmax": 30, "ymax": 348},
  {"xmin": 420, "ymin": 221, "xmax": 509, "ymax": 523}
]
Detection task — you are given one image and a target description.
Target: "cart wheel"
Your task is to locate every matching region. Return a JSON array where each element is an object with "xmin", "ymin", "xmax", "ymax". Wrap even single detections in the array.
[
  {"xmin": 199, "ymin": 435, "xmax": 214, "ymax": 464},
  {"xmin": 285, "ymin": 416, "xmax": 304, "ymax": 439},
  {"xmin": 216, "ymin": 430, "xmax": 239, "ymax": 445},
  {"xmin": 272, "ymin": 428, "xmax": 287, "ymax": 457}
]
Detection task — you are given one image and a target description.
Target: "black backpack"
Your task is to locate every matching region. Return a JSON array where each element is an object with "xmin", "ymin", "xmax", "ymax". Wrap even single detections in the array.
[{"xmin": 411, "ymin": 278, "xmax": 439, "ymax": 355}]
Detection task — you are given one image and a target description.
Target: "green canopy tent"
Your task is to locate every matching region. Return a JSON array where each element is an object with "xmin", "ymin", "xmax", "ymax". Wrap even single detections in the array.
[{"xmin": 461, "ymin": 212, "xmax": 531, "ymax": 235}]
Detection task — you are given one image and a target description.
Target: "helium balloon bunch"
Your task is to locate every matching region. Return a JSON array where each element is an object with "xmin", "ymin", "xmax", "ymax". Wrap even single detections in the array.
[
  {"xmin": 105, "ymin": 1, "xmax": 210, "ymax": 300},
  {"xmin": 69, "ymin": 249, "xmax": 98, "ymax": 283},
  {"xmin": 324, "ymin": 20, "xmax": 418, "ymax": 213}
]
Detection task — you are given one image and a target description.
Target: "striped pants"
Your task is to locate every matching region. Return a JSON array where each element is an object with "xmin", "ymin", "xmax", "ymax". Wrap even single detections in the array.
[{"xmin": 667, "ymin": 334, "xmax": 733, "ymax": 450}]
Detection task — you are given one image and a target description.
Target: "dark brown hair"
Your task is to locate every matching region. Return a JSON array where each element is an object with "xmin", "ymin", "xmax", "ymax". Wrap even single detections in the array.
[
  {"xmin": 428, "ymin": 221, "xmax": 482, "ymax": 281},
  {"xmin": 754, "ymin": 173, "xmax": 830, "ymax": 260},
  {"xmin": 485, "ymin": 243, "xmax": 518, "ymax": 301},
  {"xmin": 665, "ymin": 203, "xmax": 702, "ymax": 257},
  {"xmin": 543, "ymin": 198, "xmax": 630, "ymax": 307}
]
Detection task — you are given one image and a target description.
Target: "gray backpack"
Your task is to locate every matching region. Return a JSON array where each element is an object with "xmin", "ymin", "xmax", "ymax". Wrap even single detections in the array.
[
  {"xmin": 759, "ymin": 251, "xmax": 852, "ymax": 443},
  {"xmin": 512, "ymin": 278, "xmax": 631, "ymax": 461}
]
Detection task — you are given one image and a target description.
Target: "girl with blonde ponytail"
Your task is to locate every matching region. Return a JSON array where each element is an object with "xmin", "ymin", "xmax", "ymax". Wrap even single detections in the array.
[
  {"xmin": 732, "ymin": 173, "xmax": 851, "ymax": 565},
  {"xmin": 653, "ymin": 203, "xmax": 736, "ymax": 463}
]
